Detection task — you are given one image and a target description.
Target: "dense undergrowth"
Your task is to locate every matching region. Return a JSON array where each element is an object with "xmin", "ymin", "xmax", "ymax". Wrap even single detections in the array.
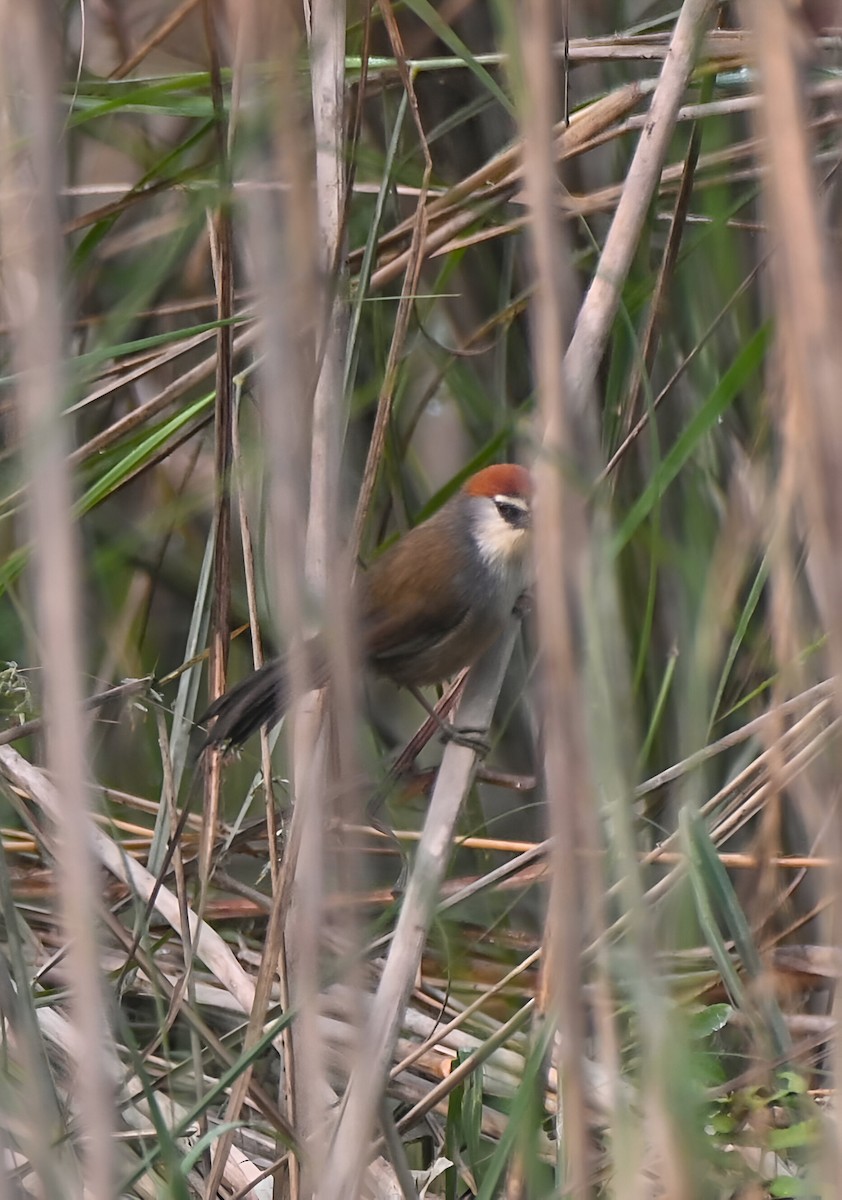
[{"xmin": 0, "ymin": 2, "xmax": 841, "ymax": 1197}]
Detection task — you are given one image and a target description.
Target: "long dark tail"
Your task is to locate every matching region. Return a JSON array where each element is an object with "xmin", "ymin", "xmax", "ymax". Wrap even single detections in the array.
[
  {"xmin": 199, "ymin": 638, "xmax": 328, "ymax": 749},
  {"xmin": 199, "ymin": 659, "xmax": 288, "ymax": 749}
]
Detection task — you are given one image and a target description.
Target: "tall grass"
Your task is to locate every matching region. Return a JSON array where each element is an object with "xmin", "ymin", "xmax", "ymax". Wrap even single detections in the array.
[{"xmin": 0, "ymin": 1, "xmax": 839, "ymax": 1197}]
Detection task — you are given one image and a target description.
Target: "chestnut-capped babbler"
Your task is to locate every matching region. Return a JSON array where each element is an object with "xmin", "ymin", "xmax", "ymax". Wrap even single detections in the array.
[{"xmin": 200, "ymin": 464, "xmax": 532, "ymax": 748}]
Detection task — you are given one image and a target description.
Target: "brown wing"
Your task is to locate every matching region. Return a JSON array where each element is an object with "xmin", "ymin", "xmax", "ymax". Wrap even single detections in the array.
[{"xmin": 359, "ymin": 503, "xmax": 476, "ymax": 682}]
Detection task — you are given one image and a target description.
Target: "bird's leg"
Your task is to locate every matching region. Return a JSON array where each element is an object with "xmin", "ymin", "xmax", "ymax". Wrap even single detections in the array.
[{"xmin": 407, "ymin": 684, "xmax": 491, "ymax": 757}]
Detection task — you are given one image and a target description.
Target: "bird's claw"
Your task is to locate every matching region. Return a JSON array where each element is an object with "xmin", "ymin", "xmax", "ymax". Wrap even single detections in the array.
[{"xmin": 439, "ymin": 723, "xmax": 490, "ymax": 757}]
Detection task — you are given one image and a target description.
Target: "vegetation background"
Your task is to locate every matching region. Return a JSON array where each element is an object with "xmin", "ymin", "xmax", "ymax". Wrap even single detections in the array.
[{"xmin": 0, "ymin": 0, "xmax": 840, "ymax": 1196}]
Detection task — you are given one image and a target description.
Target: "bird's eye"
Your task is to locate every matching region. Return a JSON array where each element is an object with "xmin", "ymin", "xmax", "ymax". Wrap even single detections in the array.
[{"xmin": 494, "ymin": 498, "xmax": 530, "ymax": 528}]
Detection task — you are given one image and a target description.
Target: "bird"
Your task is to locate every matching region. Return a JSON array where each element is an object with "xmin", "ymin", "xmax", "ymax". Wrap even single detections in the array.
[{"xmin": 200, "ymin": 463, "xmax": 532, "ymax": 749}]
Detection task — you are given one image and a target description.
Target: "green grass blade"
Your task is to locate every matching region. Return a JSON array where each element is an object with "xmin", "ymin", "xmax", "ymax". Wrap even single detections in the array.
[{"xmin": 612, "ymin": 323, "xmax": 771, "ymax": 555}]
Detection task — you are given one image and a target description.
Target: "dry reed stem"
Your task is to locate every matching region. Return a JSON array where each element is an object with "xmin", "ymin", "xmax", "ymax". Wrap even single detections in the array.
[
  {"xmin": 512, "ymin": 0, "xmax": 593, "ymax": 1190},
  {"xmin": 513, "ymin": 0, "xmax": 614, "ymax": 1190},
  {"xmin": 228, "ymin": 381, "xmax": 278, "ymax": 880},
  {"xmin": 0, "ymin": 747, "xmax": 257, "ymax": 1007},
  {"xmin": 746, "ymin": 2, "xmax": 842, "ymax": 1190},
  {"xmin": 302, "ymin": 2, "xmax": 372, "ymax": 1191},
  {"xmin": 418, "ymin": 686, "xmax": 835, "ymax": 927},
  {"xmin": 617, "ymin": 102, "xmax": 703, "ymax": 447},
  {"xmin": 70, "ymin": 323, "xmax": 260, "ymax": 466},
  {"xmin": 531, "ymin": 4, "xmax": 723, "ymax": 1191},
  {"xmin": 0, "ymin": 8, "xmax": 115, "ymax": 1197},
  {"xmin": 235, "ymin": 2, "xmax": 341, "ymax": 1187},
  {"xmin": 354, "ymin": 28, "xmax": 752, "ymax": 80},
  {"xmin": 565, "ymin": 0, "xmax": 716, "ymax": 411},
  {"xmin": 350, "ymin": 0, "xmax": 433, "ymax": 560},
  {"xmin": 391, "ymin": 998, "xmax": 537, "ymax": 1141},
  {"xmin": 318, "ymin": 616, "xmax": 524, "ymax": 1200},
  {"xmin": 108, "ymin": 0, "xmax": 205, "ymax": 80},
  {"xmin": 307, "ymin": 0, "xmax": 347, "ymax": 589},
  {"xmin": 365, "ymin": 80, "xmax": 647, "ymax": 291},
  {"xmin": 0, "ymin": 738, "xmax": 296, "ymax": 1194},
  {"xmin": 202, "ymin": 41, "xmax": 237, "ymax": 1084},
  {"xmin": 199, "ymin": 5, "xmax": 259, "ymax": 1192},
  {"xmin": 4, "ymin": 4, "xmax": 839, "ymax": 1195},
  {"xmin": 438, "ymin": 108, "xmax": 842, "ymax": 265}
]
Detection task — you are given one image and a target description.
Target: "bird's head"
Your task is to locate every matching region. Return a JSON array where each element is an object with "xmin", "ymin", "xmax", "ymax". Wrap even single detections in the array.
[{"xmin": 462, "ymin": 464, "xmax": 532, "ymax": 573}]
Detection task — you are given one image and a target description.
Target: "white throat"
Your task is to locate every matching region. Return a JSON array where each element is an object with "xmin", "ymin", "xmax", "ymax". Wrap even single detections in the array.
[{"xmin": 471, "ymin": 500, "xmax": 529, "ymax": 579}]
